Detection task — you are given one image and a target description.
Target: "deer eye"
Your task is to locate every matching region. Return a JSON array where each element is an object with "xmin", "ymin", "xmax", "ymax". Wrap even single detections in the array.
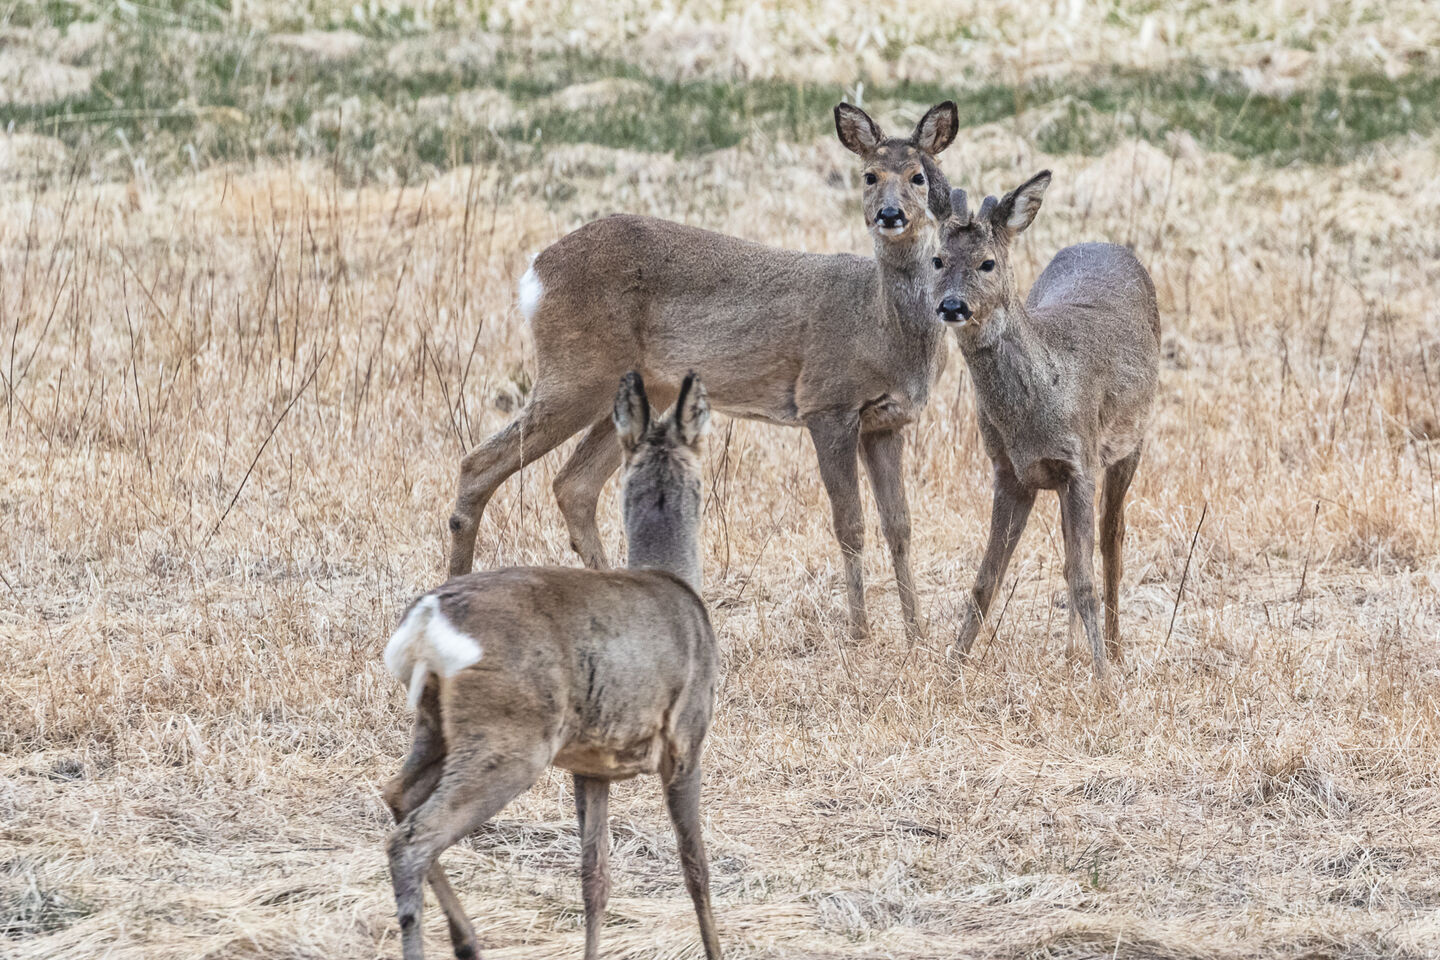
[
  {"xmin": 932, "ymin": 257, "xmax": 943, "ymax": 269},
  {"xmin": 980, "ymin": 259, "xmax": 996, "ymax": 272},
  {"xmin": 911, "ymin": 173, "xmax": 925, "ymax": 185},
  {"xmin": 864, "ymin": 172, "xmax": 877, "ymax": 185}
]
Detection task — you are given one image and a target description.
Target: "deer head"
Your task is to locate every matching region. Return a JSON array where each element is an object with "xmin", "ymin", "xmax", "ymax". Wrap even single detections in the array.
[
  {"xmin": 614, "ymin": 371, "xmax": 710, "ymax": 590},
  {"xmin": 933, "ymin": 170, "xmax": 1051, "ymax": 336},
  {"xmin": 834, "ymin": 100, "xmax": 959, "ymax": 247}
]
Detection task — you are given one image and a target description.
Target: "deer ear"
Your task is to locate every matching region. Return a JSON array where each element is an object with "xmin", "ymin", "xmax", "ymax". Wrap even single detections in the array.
[
  {"xmin": 921, "ymin": 154, "xmax": 952, "ymax": 222},
  {"xmin": 991, "ymin": 170, "xmax": 1051, "ymax": 239},
  {"xmin": 673, "ymin": 371, "xmax": 710, "ymax": 446},
  {"xmin": 834, "ymin": 102, "xmax": 884, "ymax": 157},
  {"xmin": 911, "ymin": 100, "xmax": 958, "ymax": 155},
  {"xmin": 613, "ymin": 371, "xmax": 650, "ymax": 453}
]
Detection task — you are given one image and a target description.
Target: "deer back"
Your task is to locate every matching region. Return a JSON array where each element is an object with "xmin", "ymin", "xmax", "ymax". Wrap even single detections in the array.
[
  {"xmin": 1025, "ymin": 242, "xmax": 1161, "ymax": 463},
  {"xmin": 526, "ymin": 214, "xmax": 942, "ymax": 422},
  {"xmin": 414, "ymin": 567, "xmax": 715, "ymax": 777}
]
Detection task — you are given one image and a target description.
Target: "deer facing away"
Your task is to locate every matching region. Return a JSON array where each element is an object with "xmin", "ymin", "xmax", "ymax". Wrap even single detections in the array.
[
  {"xmin": 933, "ymin": 172, "xmax": 1160, "ymax": 680},
  {"xmin": 383, "ymin": 372, "xmax": 721, "ymax": 960},
  {"xmin": 445, "ymin": 101, "xmax": 961, "ymax": 642}
]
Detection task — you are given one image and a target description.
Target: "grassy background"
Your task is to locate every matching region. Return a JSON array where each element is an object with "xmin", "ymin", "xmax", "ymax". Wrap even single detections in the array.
[
  {"xmin": 3, "ymin": 1, "xmax": 1440, "ymax": 958},
  {"xmin": 5, "ymin": 13, "xmax": 1440, "ymax": 181}
]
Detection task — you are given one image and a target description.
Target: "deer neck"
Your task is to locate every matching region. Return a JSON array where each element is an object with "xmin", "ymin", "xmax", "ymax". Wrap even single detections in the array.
[
  {"xmin": 956, "ymin": 297, "xmax": 1053, "ymax": 417},
  {"xmin": 623, "ymin": 462, "xmax": 703, "ymax": 594},
  {"xmin": 872, "ymin": 232, "xmax": 936, "ymax": 332}
]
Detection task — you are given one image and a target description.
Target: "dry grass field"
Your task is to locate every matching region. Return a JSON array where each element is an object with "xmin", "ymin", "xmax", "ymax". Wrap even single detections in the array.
[{"xmin": 3, "ymin": 1, "xmax": 1440, "ymax": 957}]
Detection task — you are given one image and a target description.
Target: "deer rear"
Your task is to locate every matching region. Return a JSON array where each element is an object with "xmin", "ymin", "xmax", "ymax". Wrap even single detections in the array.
[{"xmin": 383, "ymin": 373, "xmax": 721, "ymax": 960}]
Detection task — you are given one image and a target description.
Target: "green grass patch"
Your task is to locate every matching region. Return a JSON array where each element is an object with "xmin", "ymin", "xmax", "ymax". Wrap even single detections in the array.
[
  {"xmin": 3, "ymin": 19, "xmax": 1438, "ymax": 183},
  {"xmin": 1033, "ymin": 68, "xmax": 1440, "ymax": 164},
  {"xmin": 496, "ymin": 74, "xmax": 1015, "ymax": 157},
  {"xmin": 7, "ymin": 0, "xmax": 231, "ymax": 30}
]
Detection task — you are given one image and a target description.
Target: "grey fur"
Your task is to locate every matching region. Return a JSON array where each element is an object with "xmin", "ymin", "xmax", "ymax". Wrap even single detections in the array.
[
  {"xmin": 620, "ymin": 371, "xmax": 709, "ymax": 592},
  {"xmin": 935, "ymin": 170, "xmax": 1160, "ymax": 681}
]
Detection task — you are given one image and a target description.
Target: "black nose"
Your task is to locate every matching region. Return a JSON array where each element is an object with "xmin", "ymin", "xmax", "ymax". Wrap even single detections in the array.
[
  {"xmin": 937, "ymin": 297, "xmax": 972, "ymax": 323},
  {"xmin": 876, "ymin": 207, "xmax": 905, "ymax": 228}
]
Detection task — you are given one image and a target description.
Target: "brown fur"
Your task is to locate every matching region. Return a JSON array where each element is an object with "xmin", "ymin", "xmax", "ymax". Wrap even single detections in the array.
[
  {"xmin": 935, "ymin": 171, "xmax": 1161, "ymax": 681},
  {"xmin": 445, "ymin": 103, "xmax": 961, "ymax": 642},
  {"xmin": 386, "ymin": 374, "xmax": 721, "ymax": 960}
]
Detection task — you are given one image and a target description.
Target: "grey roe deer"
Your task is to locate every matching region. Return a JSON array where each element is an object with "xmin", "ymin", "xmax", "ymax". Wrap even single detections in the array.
[
  {"xmin": 444, "ymin": 101, "xmax": 961, "ymax": 642},
  {"xmin": 933, "ymin": 172, "xmax": 1160, "ymax": 680},
  {"xmin": 383, "ymin": 372, "xmax": 721, "ymax": 960}
]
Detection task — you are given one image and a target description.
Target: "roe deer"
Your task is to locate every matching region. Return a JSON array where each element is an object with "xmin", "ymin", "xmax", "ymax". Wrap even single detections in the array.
[
  {"xmin": 933, "ymin": 172, "xmax": 1160, "ymax": 680},
  {"xmin": 445, "ymin": 101, "xmax": 961, "ymax": 642},
  {"xmin": 383, "ymin": 372, "xmax": 721, "ymax": 960}
]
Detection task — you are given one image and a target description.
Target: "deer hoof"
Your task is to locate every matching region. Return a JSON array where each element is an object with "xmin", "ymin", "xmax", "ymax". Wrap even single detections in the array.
[
  {"xmin": 945, "ymin": 639, "xmax": 973, "ymax": 669},
  {"xmin": 1092, "ymin": 667, "xmax": 1120, "ymax": 703}
]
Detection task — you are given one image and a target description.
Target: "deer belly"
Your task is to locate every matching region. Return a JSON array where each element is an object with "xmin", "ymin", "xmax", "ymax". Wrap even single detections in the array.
[
  {"xmin": 554, "ymin": 733, "xmax": 667, "ymax": 780},
  {"xmin": 712, "ymin": 382, "xmax": 801, "ymax": 425},
  {"xmin": 726, "ymin": 404, "xmax": 802, "ymax": 426},
  {"xmin": 1018, "ymin": 457, "xmax": 1076, "ymax": 490}
]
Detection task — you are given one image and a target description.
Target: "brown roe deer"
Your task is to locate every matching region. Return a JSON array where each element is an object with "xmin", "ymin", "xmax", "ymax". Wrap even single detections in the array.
[
  {"xmin": 933, "ymin": 172, "xmax": 1160, "ymax": 680},
  {"xmin": 383, "ymin": 373, "xmax": 721, "ymax": 960},
  {"xmin": 445, "ymin": 102, "xmax": 961, "ymax": 642}
]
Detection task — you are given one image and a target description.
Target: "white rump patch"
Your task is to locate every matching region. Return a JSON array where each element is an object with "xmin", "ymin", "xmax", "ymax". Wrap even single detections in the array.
[
  {"xmin": 517, "ymin": 256, "xmax": 543, "ymax": 322},
  {"xmin": 384, "ymin": 595, "xmax": 483, "ymax": 709}
]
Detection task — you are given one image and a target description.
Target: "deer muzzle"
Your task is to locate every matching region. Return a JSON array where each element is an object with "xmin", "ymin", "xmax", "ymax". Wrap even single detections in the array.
[
  {"xmin": 875, "ymin": 206, "xmax": 907, "ymax": 234},
  {"xmin": 937, "ymin": 297, "xmax": 971, "ymax": 324}
]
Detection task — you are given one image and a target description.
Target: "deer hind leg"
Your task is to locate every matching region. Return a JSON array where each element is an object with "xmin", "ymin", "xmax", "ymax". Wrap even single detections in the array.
[
  {"xmin": 1100, "ymin": 447, "xmax": 1142, "ymax": 665},
  {"xmin": 388, "ymin": 747, "xmax": 549, "ymax": 960},
  {"xmin": 860, "ymin": 428, "xmax": 923, "ymax": 642},
  {"xmin": 808, "ymin": 411, "xmax": 868, "ymax": 639},
  {"xmin": 663, "ymin": 758, "xmax": 722, "ymax": 960},
  {"xmin": 1059, "ymin": 473, "xmax": 1106, "ymax": 681},
  {"xmin": 575, "ymin": 775, "xmax": 612, "ymax": 960},
  {"xmin": 554, "ymin": 385, "xmax": 676, "ymax": 571},
  {"xmin": 447, "ymin": 389, "xmax": 609, "ymax": 576},
  {"xmin": 382, "ymin": 680, "xmax": 445, "ymax": 819},
  {"xmin": 383, "ymin": 683, "xmax": 480, "ymax": 960},
  {"xmin": 956, "ymin": 462, "xmax": 1035, "ymax": 659},
  {"xmin": 554, "ymin": 418, "xmax": 622, "ymax": 569}
]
